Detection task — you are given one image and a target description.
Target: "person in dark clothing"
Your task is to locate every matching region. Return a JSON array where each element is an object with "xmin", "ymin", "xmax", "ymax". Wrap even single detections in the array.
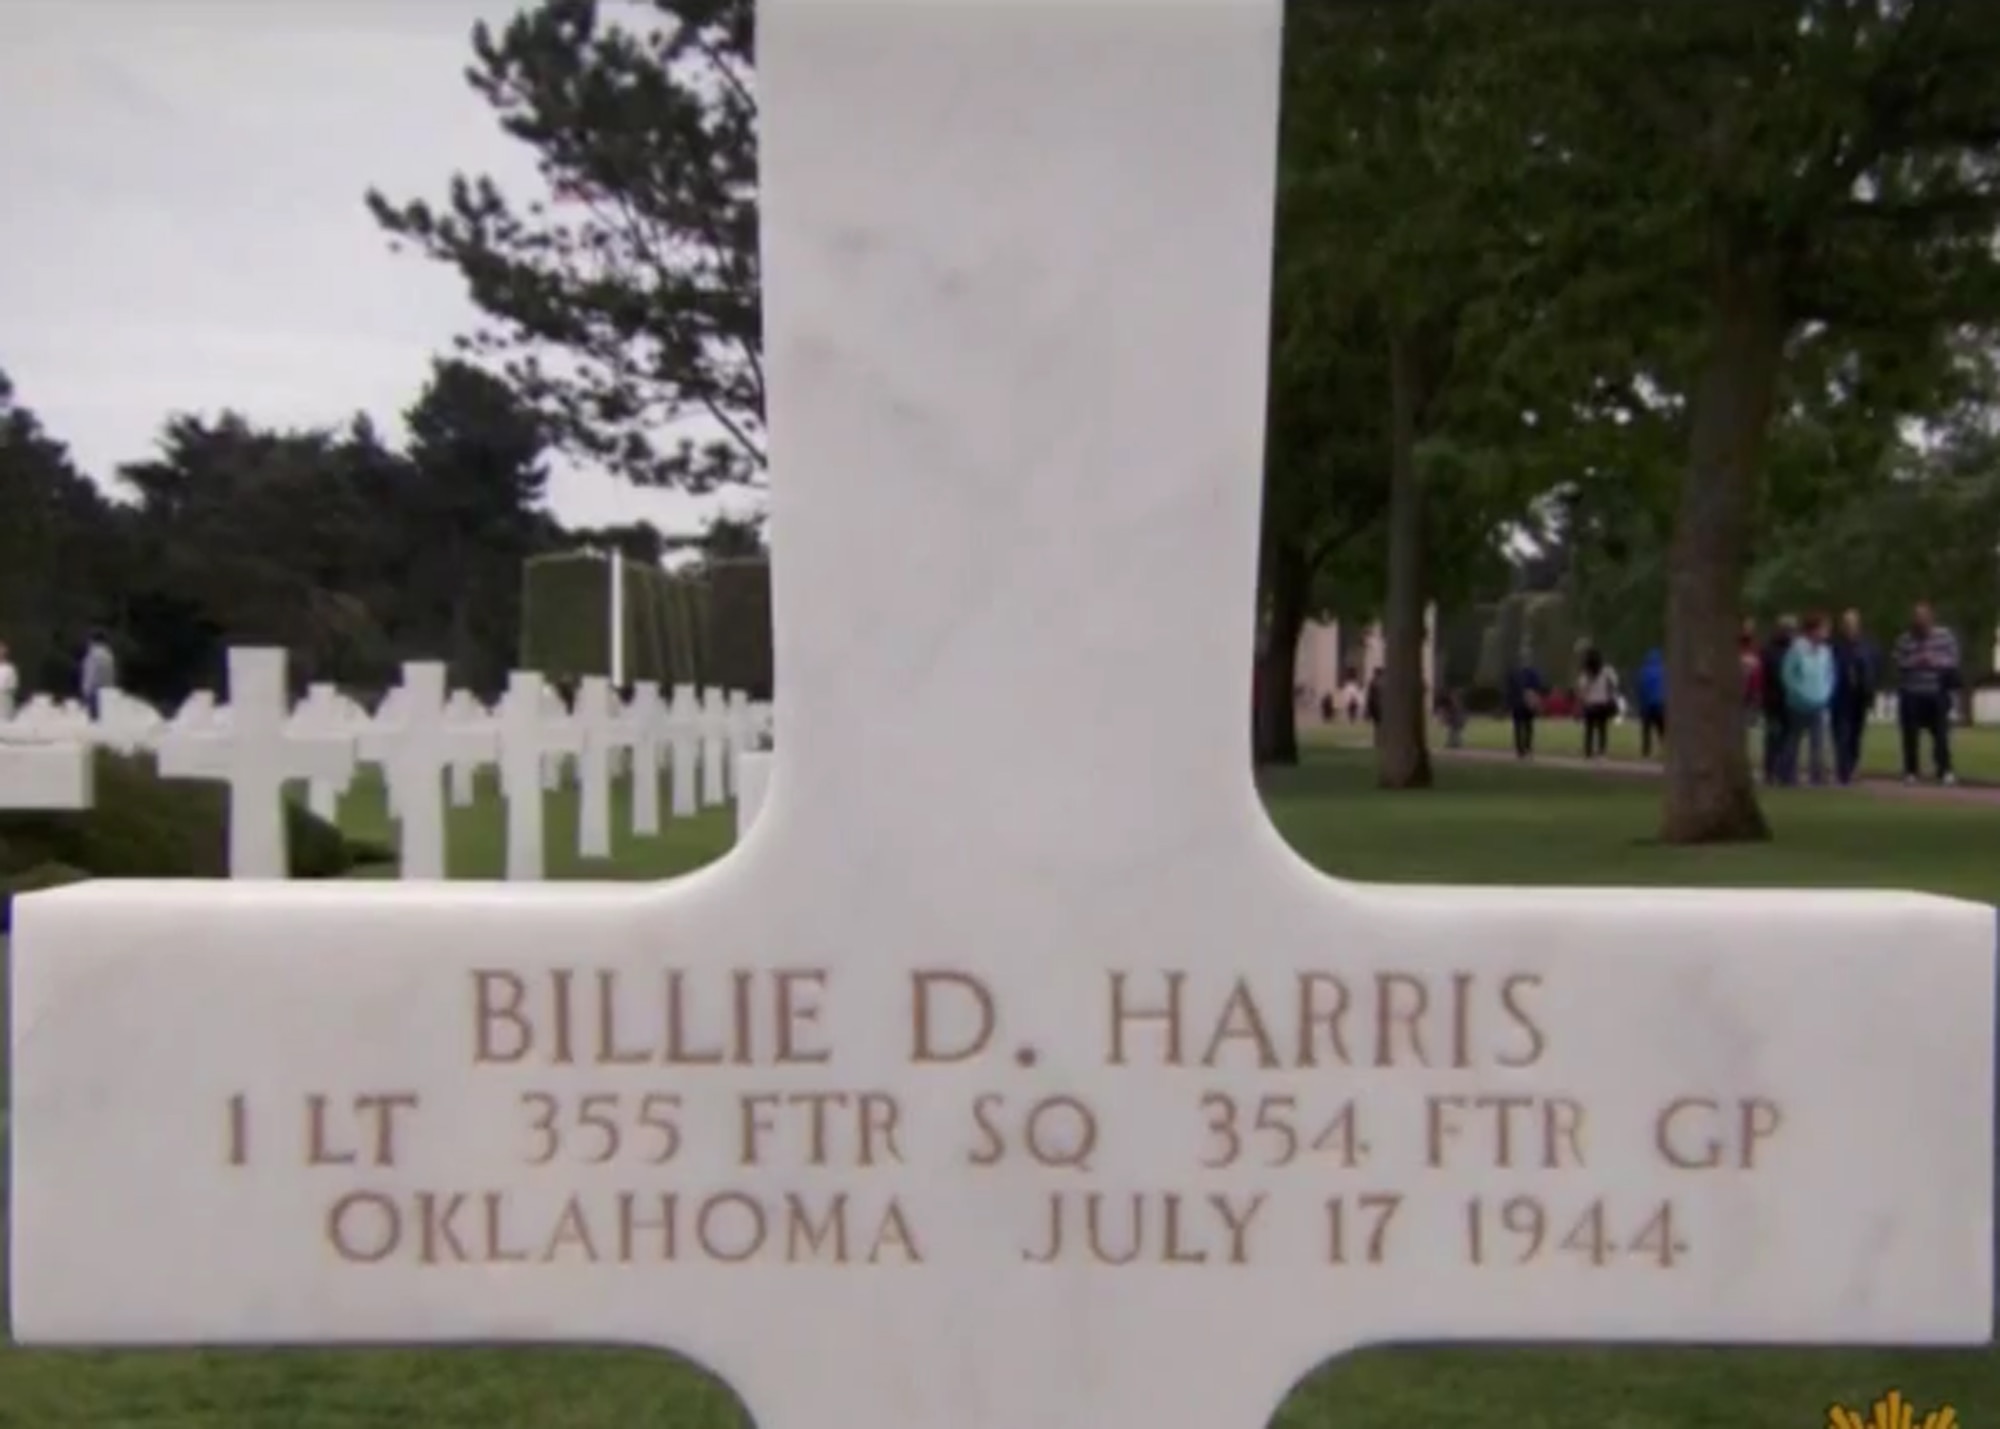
[
  {"xmin": 1634, "ymin": 648, "xmax": 1666, "ymax": 757},
  {"xmin": 1758, "ymin": 616, "xmax": 1796, "ymax": 786},
  {"xmin": 1828, "ymin": 607, "xmax": 1878, "ymax": 786},
  {"xmin": 1503, "ymin": 660, "xmax": 1545, "ymax": 759},
  {"xmin": 1363, "ymin": 668, "xmax": 1383, "ymax": 739},
  {"xmin": 1892, "ymin": 600, "xmax": 1960, "ymax": 785}
]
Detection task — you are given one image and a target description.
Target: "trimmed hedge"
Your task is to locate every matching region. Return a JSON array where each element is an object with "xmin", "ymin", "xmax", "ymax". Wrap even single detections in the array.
[
  {"xmin": 520, "ymin": 551, "xmax": 615, "ymax": 679},
  {"xmin": 706, "ymin": 559, "xmax": 773, "ymax": 699},
  {"xmin": 519, "ymin": 551, "xmax": 771, "ymax": 695},
  {"xmin": 0, "ymin": 749, "xmax": 387, "ymax": 931}
]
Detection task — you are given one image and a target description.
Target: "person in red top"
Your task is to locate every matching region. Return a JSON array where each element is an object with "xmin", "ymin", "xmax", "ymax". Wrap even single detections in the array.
[{"xmin": 1739, "ymin": 620, "xmax": 1764, "ymax": 726}]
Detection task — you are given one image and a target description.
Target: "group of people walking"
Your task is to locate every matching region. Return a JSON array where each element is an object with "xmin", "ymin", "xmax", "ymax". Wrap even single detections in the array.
[
  {"xmin": 1494, "ymin": 600, "xmax": 1962, "ymax": 787},
  {"xmin": 1501, "ymin": 644, "xmax": 1659, "ymax": 761},
  {"xmin": 1746, "ymin": 602, "xmax": 1959, "ymax": 787}
]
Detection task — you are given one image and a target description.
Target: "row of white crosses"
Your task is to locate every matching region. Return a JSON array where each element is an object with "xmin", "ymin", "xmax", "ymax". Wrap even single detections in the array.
[
  {"xmin": 0, "ymin": 689, "xmax": 142, "ymax": 811},
  {"xmin": 0, "ymin": 647, "xmax": 771, "ymax": 881}
]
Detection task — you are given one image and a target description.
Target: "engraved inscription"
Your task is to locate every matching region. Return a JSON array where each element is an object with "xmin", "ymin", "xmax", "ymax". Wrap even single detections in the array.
[{"xmin": 212, "ymin": 966, "xmax": 1784, "ymax": 1273}]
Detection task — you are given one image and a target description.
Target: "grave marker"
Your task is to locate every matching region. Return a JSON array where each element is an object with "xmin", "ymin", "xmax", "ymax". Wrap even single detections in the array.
[
  {"xmin": 539, "ymin": 682, "xmax": 574, "ymax": 793},
  {"xmin": 698, "ymin": 686, "xmax": 729, "ymax": 806},
  {"xmin": 359, "ymin": 663, "xmax": 496, "ymax": 882},
  {"xmin": 494, "ymin": 671, "xmax": 575, "ymax": 881},
  {"xmin": 444, "ymin": 690, "xmax": 491, "ymax": 809},
  {"xmin": 153, "ymin": 647, "xmax": 353, "ymax": 879},
  {"xmin": 572, "ymin": 676, "xmax": 622, "ymax": 860},
  {"xmin": 291, "ymin": 683, "xmax": 356, "ymax": 823},
  {"xmin": 624, "ymin": 680, "xmax": 667, "ymax": 836},
  {"xmin": 0, "ymin": 736, "xmax": 93, "ymax": 811},
  {"xmin": 667, "ymin": 682, "xmax": 701, "ymax": 818},
  {"xmin": 8, "ymin": 5, "xmax": 1994, "ymax": 1429},
  {"xmin": 93, "ymin": 690, "xmax": 163, "ymax": 755}
]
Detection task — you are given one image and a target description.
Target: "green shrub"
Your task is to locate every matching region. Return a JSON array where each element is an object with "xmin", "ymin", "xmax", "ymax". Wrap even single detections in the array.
[
  {"xmin": 706, "ymin": 559, "xmax": 772, "ymax": 698},
  {"xmin": 519, "ymin": 550, "xmax": 770, "ymax": 692},
  {"xmin": 0, "ymin": 749, "xmax": 373, "ymax": 882}
]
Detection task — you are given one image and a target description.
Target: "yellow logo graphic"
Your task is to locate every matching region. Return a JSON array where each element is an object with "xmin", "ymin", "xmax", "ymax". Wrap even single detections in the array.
[{"xmin": 1827, "ymin": 1390, "xmax": 1959, "ymax": 1429}]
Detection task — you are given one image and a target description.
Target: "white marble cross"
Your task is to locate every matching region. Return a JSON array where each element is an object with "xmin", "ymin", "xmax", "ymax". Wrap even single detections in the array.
[
  {"xmin": 666, "ymin": 682, "xmax": 701, "ymax": 818},
  {"xmin": 697, "ymin": 686, "xmax": 730, "ymax": 806},
  {"xmin": 0, "ymin": 735, "xmax": 93, "ymax": 811},
  {"xmin": 443, "ymin": 691, "xmax": 491, "ymax": 809},
  {"xmin": 360, "ymin": 662, "xmax": 497, "ymax": 882},
  {"xmin": 494, "ymin": 671, "xmax": 577, "ymax": 881},
  {"xmin": 153, "ymin": 648, "xmax": 354, "ymax": 879},
  {"xmin": 291, "ymin": 683, "xmax": 357, "ymax": 823},
  {"xmin": 7, "ymin": 5, "xmax": 1994, "ymax": 1429},
  {"xmin": 95, "ymin": 689, "xmax": 164, "ymax": 756},
  {"xmin": 622, "ymin": 680, "xmax": 668, "ymax": 836},
  {"xmin": 538, "ymin": 682, "xmax": 575, "ymax": 793},
  {"xmin": 572, "ymin": 675, "xmax": 625, "ymax": 860}
]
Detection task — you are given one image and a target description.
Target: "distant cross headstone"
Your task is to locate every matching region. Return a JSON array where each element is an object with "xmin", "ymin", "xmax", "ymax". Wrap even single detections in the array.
[
  {"xmin": 623, "ymin": 680, "xmax": 667, "ymax": 836},
  {"xmin": 0, "ymin": 736, "xmax": 92, "ymax": 811},
  {"xmin": 443, "ymin": 690, "xmax": 491, "ymax": 809},
  {"xmin": 8, "ymin": 6, "xmax": 1993, "ymax": 1429},
  {"xmin": 494, "ymin": 671, "xmax": 577, "ymax": 881},
  {"xmin": 698, "ymin": 686, "xmax": 730, "ymax": 806},
  {"xmin": 95, "ymin": 690, "xmax": 162, "ymax": 755},
  {"xmin": 12, "ymin": 696, "xmax": 93, "ymax": 743},
  {"xmin": 538, "ymin": 683, "xmax": 574, "ymax": 793},
  {"xmin": 154, "ymin": 648, "xmax": 353, "ymax": 879},
  {"xmin": 572, "ymin": 676, "xmax": 622, "ymax": 860},
  {"xmin": 360, "ymin": 662, "xmax": 497, "ymax": 882},
  {"xmin": 367, "ymin": 684, "xmax": 409, "ymax": 820},
  {"xmin": 292, "ymin": 683, "xmax": 356, "ymax": 822},
  {"xmin": 170, "ymin": 690, "xmax": 218, "ymax": 728},
  {"xmin": 666, "ymin": 681, "xmax": 701, "ymax": 818}
]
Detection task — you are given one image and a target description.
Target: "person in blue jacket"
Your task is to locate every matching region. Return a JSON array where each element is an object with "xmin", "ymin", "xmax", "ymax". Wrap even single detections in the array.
[
  {"xmin": 1635, "ymin": 648, "xmax": 1666, "ymax": 758},
  {"xmin": 1779, "ymin": 612, "xmax": 1836, "ymax": 786},
  {"xmin": 1503, "ymin": 658, "xmax": 1545, "ymax": 759}
]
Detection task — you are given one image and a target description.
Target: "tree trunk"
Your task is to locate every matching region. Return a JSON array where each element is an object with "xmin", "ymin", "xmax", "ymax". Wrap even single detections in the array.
[
  {"xmin": 1255, "ymin": 538, "xmax": 1309, "ymax": 767},
  {"xmin": 1378, "ymin": 325, "xmax": 1432, "ymax": 790},
  {"xmin": 1659, "ymin": 242, "xmax": 1786, "ymax": 845}
]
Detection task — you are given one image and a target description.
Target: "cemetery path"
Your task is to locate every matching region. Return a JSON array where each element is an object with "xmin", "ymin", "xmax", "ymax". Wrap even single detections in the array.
[{"xmin": 1434, "ymin": 745, "xmax": 2000, "ymax": 806}]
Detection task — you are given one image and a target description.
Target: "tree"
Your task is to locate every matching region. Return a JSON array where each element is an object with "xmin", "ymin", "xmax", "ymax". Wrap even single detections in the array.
[
  {"xmin": 1253, "ymin": 255, "xmax": 1392, "ymax": 768},
  {"xmin": 1272, "ymin": 1, "xmax": 1543, "ymax": 786},
  {"xmin": 368, "ymin": 0, "xmax": 762, "ymax": 491},
  {"xmin": 1474, "ymin": 0, "xmax": 2000, "ymax": 842},
  {"xmin": 401, "ymin": 359, "xmax": 555, "ymax": 693},
  {"xmin": 117, "ymin": 416, "xmax": 393, "ymax": 696},
  {"xmin": 0, "ymin": 368, "xmax": 126, "ymax": 690}
]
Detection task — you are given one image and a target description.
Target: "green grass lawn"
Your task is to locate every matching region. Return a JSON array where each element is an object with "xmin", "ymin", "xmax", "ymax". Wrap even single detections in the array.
[
  {"xmin": 1, "ymin": 753, "xmax": 1994, "ymax": 1428},
  {"xmin": 1401, "ymin": 712, "xmax": 2000, "ymax": 783}
]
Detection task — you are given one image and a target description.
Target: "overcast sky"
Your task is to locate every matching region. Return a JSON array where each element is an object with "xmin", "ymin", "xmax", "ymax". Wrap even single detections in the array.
[{"xmin": 0, "ymin": 0, "xmax": 748, "ymax": 536}]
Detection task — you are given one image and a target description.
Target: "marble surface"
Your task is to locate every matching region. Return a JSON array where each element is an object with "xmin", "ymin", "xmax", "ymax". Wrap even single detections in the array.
[
  {"xmin": 0, "ymin": 738, "xmax": 92, "ymax": 811},
  {"xmin": 8, "ymin": 2, "xmax": 1994, "ymax": 1428}
]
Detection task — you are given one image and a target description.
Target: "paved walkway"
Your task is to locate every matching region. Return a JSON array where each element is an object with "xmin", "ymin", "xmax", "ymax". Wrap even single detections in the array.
[{"xmin": 1322, "ymin": 733, "xmax": 2000, "ymax": 807}]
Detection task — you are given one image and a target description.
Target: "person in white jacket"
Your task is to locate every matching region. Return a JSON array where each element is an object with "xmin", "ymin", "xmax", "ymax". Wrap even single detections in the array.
[
  {"xmin": 1575, "ymin": 647, "xmax": 1621, "ymax": 759},
  {"xmin": 0, "ymin": 638, "xmax": 17, "ymax": 720}
]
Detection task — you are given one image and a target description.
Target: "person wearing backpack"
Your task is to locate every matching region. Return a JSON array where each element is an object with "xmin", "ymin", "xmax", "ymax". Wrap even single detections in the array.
[{"xmin": 1778, "ymin": 612, "xmax": 1835, "ymax": 786}]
